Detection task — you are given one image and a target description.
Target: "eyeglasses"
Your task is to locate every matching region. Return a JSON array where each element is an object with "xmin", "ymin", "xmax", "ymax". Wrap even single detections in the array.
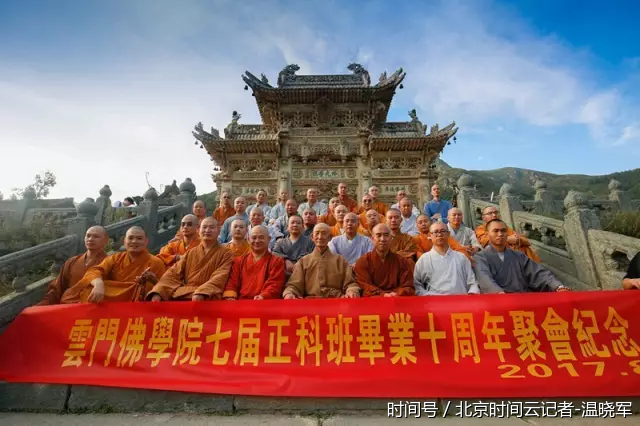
[
  {"xmin": 431, "ymin": 230, "xmax": 448, "ymax": 235},
  {"xmin": 181, "ymin": 222, "xmax": 193, "ymax": 227}
]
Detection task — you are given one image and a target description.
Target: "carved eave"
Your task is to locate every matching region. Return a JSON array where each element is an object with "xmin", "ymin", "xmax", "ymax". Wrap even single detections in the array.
[{"xmin": 204, "ymin": 139, "xmax": 279, "ymax": 155}]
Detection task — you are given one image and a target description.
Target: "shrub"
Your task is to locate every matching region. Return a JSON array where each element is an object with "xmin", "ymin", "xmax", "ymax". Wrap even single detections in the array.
[{"xmin": 601, "ymin": 211, "xmax": 640, "ymax": 239}]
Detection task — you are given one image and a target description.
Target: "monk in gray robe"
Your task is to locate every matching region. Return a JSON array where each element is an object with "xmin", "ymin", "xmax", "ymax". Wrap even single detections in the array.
[
  {"xmin": 475, "ymin": 219, "xmax": 570, "ymax": 294},
  {"xmin": 272, "ymin": 215, "xmax": 315, "ymax": 277}
]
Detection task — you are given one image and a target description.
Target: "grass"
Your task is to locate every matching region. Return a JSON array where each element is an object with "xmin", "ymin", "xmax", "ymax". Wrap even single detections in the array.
[{"xmin": 601, "ymin": 211, "xmax": 640, "ymax": 239}]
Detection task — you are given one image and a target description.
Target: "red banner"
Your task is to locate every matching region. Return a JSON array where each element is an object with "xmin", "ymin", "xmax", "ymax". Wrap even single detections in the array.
[{"xmin": 1, "ymin": 291, "xmax": 640, "ymax": 398}]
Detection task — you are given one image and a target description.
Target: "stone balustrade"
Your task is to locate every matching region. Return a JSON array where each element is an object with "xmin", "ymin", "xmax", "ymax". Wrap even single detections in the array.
[
  {"xmin": 0, "ymin": 178, "xmax": 197, "ymax": 330},
  {"xmin": 456, "ymin": 173, "xmax": 640, "ymax": 291}
]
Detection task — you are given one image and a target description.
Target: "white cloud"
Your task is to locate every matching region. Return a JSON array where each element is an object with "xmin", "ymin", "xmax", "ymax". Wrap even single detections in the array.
[
  {"xmin": 615, "ymin": 125, "xmax": 640, "ymax": 146},
  {"xmin": 477, "ymin": 156, "xmax": 484, "ymax": 161}
]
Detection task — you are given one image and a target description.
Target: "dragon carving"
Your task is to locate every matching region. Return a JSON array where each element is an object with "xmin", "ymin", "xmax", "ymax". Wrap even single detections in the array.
[
  {"xmin": 278, "ymin": 64, "xmax": 300, "ymax": 86},
  {"xmin": 347, "ymin": 63, "xmax": 371, "ymax": 86}
]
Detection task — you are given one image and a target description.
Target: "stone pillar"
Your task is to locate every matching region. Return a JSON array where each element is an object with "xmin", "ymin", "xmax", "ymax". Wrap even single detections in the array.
[
  {"xmin": 608, "ymin": 179, "xmax": 630, "ymax": 212},
  {"xmin": 361, "ymin": 171, "xmax": 372, "ymax": 198},
  {"xmin": 279, "ymin": 171, "xmax": 291, "ymax": 197},
  {"xmin": 67, "ymin": 198, "xmax": 99, "ymax": 254},
  {"xmin": 562, "ymin": 190, "xmax": 601, "ymax": 289},
  {"xmin": 417, "ymin": 170, "xmax": 431, "ymax": 212},
  {"xmin": 175, "ymin": 178, "xmax": 196, "ymax": 216},
  {"xmin": 498, "ymin": 183, "xmax": 522, "ymax": 230},
  {"xmin": 533, "ymin": 180, "xmax": 554, "ymax": 214},
  {"xmin": 456, "ymin": 174, "xmax": 475, "ymax": 227},
  {"xmin": 138, "ymin": 188, "xmax": 159, "ymax": 249},
  {"xmin": 95, "ymin": 185, "xmax": 112, "ymax": 225}
]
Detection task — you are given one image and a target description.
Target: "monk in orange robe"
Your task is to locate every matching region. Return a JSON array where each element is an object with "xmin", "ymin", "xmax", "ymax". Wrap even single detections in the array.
[
  {"xmin": 475, "ymin": 206, "xmax": 541, "ymax": 262},
  {"xmin": 148, "ymin": 217, "xmax": 235, "ymax": 301},
  {"xmin": 224, "ymin": 218, "xmax": 251, "ymax": 257},
  {"xmin": 223, "ymin": 225, "xmax": 286, "ymax": 300},
  {"xmin": 368, "ymin": 186, "xmax": 389, "ymax": 217},
  {"xmin": 330, "ymin": 204, "xmax": 349, "ymax": 237},
  {"xmin": 412, "ymin": 215, "xmax": 471, "ymax": 261},
  {"xmin": 174, "ymin": 200, "xmax": 207, "ymax": 239},
  {"xmin": 355, "ymin": 224, "xmax": 414, "ymax": 297},
  {"xmin": 337, "ymin": 182, "xmax": 358, "ymax": 212},
  {"xmin": 386, "ymin": 208, "xmax": 417, "ymax": 261},
  {"xmin": 318, "ymin": 197, "xmax": 340, "ymax": 226},
  {"xmin": 157, "ymin": 214, "xmax": 200, "ymax": 267},
  {"xmin": 360, "ymin": 209, "xmax": 380, "ymax": 237},
  {"xmin": 39, "ymin": 226, "xmax": 108, "ymax": 305},
  {"xmin": 62, "ymin": 226, "xmax": 165, "ymax": 304},
  {"xmin": 213, "ymin": 191, "xmax": 236, "ymax": 225}
]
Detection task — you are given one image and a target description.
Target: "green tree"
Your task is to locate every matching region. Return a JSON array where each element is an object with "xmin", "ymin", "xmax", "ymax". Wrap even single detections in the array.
[{"xmin": 11, "ymin": 171, "xmax": 57, "ymax": 200}]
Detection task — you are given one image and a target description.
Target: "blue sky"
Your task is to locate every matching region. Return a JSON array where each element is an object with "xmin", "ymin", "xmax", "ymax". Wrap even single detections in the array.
[{"xmin": 0, "ymin": 0, "xmax": 638, "ymax": 201}]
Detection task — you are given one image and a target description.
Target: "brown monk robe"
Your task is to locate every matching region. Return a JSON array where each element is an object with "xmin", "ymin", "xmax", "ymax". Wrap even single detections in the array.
[
  {"xmin": 148, "ymin": 217, "xmax": 235, "ymax": 301},
  {"xmin": 157, "ymin": 214, "xmax": 200, "ymax": 267},
  {"xmin": 368, "ymin": 186, "xmax": 389, "ymax": 217},
  {"xmin": 61, "ymin": 226, "xmax": 165, "ymax": 304},
  {"xmin": 475, "ymin": 206, "xmax": 541, "ymax": 263},
  {"xmin": 318, "ymin": 197, "xmax": 340, "ymax": 227},
  {"xmin": 223, "ymin": 226, "xmax": 286, "ymax": 300},
  {"xmin": 39, "ymin": 226, "xmax": 108, "ymax": 305},
  {"xmin": 283, "ymin": 223, "xmax": 360, "ymax": 299},
  {"xmin": 337, "ymin": 182, "xmax": 358, "ymax": 213},
  {"xmin": 355, "ymin": 224, "xmax": 415, "ymax": 297},
  {"xmin": 213, "ymin": 191, "xmax": 236, "ymax": 225},
  {"xmin": 386, "ymin": 209, "xmax": 417, "ymax": 261},
  {"xmin": 224, "ymin": 218, "xmax": 251, "ymax": 257},
  {"xmin": 330, "ymin": 204, "xmax": 349, "ymax": 237},
  {"xmin": 413, "ymin": 215, "xmax": 471, "ymax": 261}
]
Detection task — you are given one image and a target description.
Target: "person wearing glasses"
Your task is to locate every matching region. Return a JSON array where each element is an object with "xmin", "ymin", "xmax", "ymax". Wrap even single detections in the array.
[
  {"xmin": 413, "ymin": 221, "xmax": 479, "ymax": 296},
  {"xmin": 357, "ymin": 195, "xmax": 377, "ymax": 228},
  {"xmin": 474, "ymin": 206, "xmax": 540, "ymax": 262},
  {"xmin": 157, "ymin": 214, "xmax": 200, "ymax": 267}
]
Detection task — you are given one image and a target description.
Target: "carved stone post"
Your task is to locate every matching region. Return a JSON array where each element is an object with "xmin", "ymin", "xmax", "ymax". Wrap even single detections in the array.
[
  {"xmin": 498, "ymin": 183, "xmax": 522, "ymax": 230},
  {"xmin": 608, "ymin": 179, "xmax": 630, "ymax": 212},
  {"xmin": 456, "ymin": 174, "xmax": 475, "ymax": 227},
  {"xmin": 175, "ymin": 178, "xmax": 196, "ymax": 217},
  {"xmin": 562, "ymin": 190, "xmax": 601, "ymax": 289},
  {"xmin": 361, "ymin": 171, "xmax": 372, "ymax": 198},
  {"xmin": 417, "ymin": 170, "xmax": 431, "ymax": 211},
  {"xmin": 138, "ymin": 188, "xmax": 159, "ymax": 249},
  {"xmin": 67, "ymin": 198, "xmax": 99, "ymax": 254},
  {"xmin": 533, "ymin": 180, "xmax": 554, "ymax": 215},
  {"xmin": 95, "ymin": 185, "xmax": 112, "ymax": 225},
  {"xmin": 279, "ymin": 171, "xmax": 291, "ymax": 197}
]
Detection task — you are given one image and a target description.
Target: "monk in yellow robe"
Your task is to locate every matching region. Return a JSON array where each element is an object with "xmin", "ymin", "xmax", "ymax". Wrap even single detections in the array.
[
  {"xmin": 475, "ymin": 206, "xmax": 541, "ymax": 262},
  {"xmin": 355, "ymin": 224, "xmax": 415, "ymax": 297},
  {"xmin": 318, "ymin": 197, "xmax": 340, "ymax": 226},
  {"xmin": 39, "ymin": 226, "xmax": 108, "ymax": 305},
  {"xmin": 337, "ymin": 182, "xmax": 358, "ymax": 213},
  {"xmin": 223, "ymin": 226, "xmax": 286, "ymax": 300},
  {"xmin": 368, "ymin": 186, "xmax": 389, "ymax": 217},
  {"xmin": 386, "ymin": 208, "xmax": 417, "ymax": 261},
  {"xmin": 412, "ymin": 215, "xmax": 471, "ymax": 261},
  {"xmin": 330, "ymin": 204, "xmax": 349, "ymax": 237},
  {"xmin": 148, "ymin": 217, "xmax": 235, "ymax": 301},
  {"xmin": 157, "ymin": 214, "xmax": 200, "ymax": 267},
  {"xmin": 224, "ymin": 218, "xmax": 251, "ymax": 257},
  {"xmin": 283, "ymin": 223, "xmax": 360, "ymax": 299},
  {"xmin": 62, "ymin": 226, "xmax": 165, "ymax": 304},
  {"xmin": 213, "ymin": 191, "xmax": 236, "ymax": 225}
]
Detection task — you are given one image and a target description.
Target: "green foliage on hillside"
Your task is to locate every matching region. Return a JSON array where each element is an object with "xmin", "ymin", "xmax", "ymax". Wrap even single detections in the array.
[{"xmin": 601, "ymin": 211, "xmax": 640, "ymax": 239}]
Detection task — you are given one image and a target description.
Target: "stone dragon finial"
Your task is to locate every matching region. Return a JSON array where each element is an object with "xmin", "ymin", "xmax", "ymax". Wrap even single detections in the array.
[
  {"xmin": 260, "ymin": 73, "xmax": 269, "ymax": 84},
  {"xmin": 278, "ymin": 64, "xmax": 300, "ymax": 86},
  {"xmin": 347, "ymin": 63, "xmax": 371, "ymax": 86},
  {"xmin": 408, "ymin": 109, "xmax": 427, "ymax": 135},
  {"xmin": 378, "ymin": 71, "xmax": 387, "ymax": 83},
  {"xmin": 224, "ymin": 111, "xmax": 241, "ymax": 137}
]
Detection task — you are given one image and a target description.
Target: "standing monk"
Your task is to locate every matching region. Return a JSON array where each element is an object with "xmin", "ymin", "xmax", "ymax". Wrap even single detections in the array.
[
  {"xmin": 368, "ymin": 186, "xmax": 388, "ymax": 217},
  {"xmin": 391, "ymin": 190, "xmax": 420, "ymax": 216},
  {"xmin": 386, "ymin": 209, "xmax": 417, "ymax": 261},
  {"xmin": 337, "ymin": 182, "xmax": 358, "ymax": 212},
  {"xmin": 62, "ymin": 226, "xmax": 165, "ymax": 304},
  {"xmin": 355, "ymin": 224, "xmax": 415, "ymax": 297},
  {"xmin": 475, "ymin": 206, "xmax": 540, "ymax": 262},
  {"xmin": 271, "ymin": 199, "xmax": 299, "ymax": 236},
  {"xmin": 148, "ymin": 217, "xmax": 234, "ymax": 301},
  {"xmin": 157, "ymin": 214, "xmax": 200, "ymax": 267},
  {"xmin": 224, "ymin": 218, "xmax": 251, "ymax": 257},
  {"xmin": 213, "ymin": 191, "xmax": 235, "ymax": 225},
  {"xmin": 330, "ymin": 204, "xmax": 349, "ymax": 237},
  {"xmin": 272, "ymin": 215, "xmax": 315, "ymax": 278},
  {"xmin": 283, "ymin": 223, "xmax": 360, "ymax": 299},
  {"xmin": 302, "ymin": 208, "xmax": 318, "ymax": 237},
  {"xmin": 218, "ymin": 197, "xmax": 248, "ymax": 243},
  {"xmin": 319, "ymin": 197, "xmax": 341, "ymax": 226},
  {"xmin": 269, "ymin": 189, "xmax": 289, "ymax": 223},
  {"xmin": 247, "ymin": 190, "xmax": 271, "ymax": 220},
  {"xmin": 424, "ymin": 184, "xmax": 451, "ymax": 223},
  {"xmin": 297, "ymin": 188, "xmax": 328, "ymax": 216},
  {"xmin": 357, "ymin": 194, "xmax": 375, "ymax": 218},
  {"xmin": 39, "ymin": 226, "xmax": 108, "ymax": 305},
  {"xmin": 223, "ymin": 226, "xmax": 286, "ymax": 300}
]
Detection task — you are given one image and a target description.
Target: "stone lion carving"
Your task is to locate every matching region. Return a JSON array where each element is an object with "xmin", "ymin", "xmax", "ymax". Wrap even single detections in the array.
[
  {"xmin": 278, "ymin": 64, "xmax": 300, "ymax": 86},
  {"xmin": 347, "ymin": 63, "xmax": 371, "ymax": 86}
]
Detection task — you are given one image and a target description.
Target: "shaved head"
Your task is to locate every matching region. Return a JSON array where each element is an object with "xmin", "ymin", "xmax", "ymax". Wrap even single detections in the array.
[
  {"xmin": 372, "ymin": 223, "xmax": 390, "ymax": 234},
  {"xmin": 182, "ymin": 214, "xmax": 198, "ymax": 223},
  {"xmin": 86, "ymin": 226, "xmax": 106, "ymax": 236},
  {"xmin": 313, "ymin": 223, "xmax": 331, "ymax": 233},
  {"xmin": 125, "ymin": 226, "xmax": 147, "ymax": 253},
  {"xmin": 85, "ymin": 226, "xmax": 107, "ymax": 251},
  {"xmin": 250, "ymin": 225, "xmax": 269, "ymax": 237},
  {"xmin": 126, "ymin": 226, "xmax": 146, "ymax": 237}
]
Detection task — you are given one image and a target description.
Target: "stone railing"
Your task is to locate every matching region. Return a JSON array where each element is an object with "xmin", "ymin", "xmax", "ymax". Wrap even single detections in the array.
[
  {"xmin": 0, "ymin": 178, "xmax": 198, "ymax": 329},
  {"xmin": 456, "ymin": 173, "xmax": 640, "ymax": 291}
]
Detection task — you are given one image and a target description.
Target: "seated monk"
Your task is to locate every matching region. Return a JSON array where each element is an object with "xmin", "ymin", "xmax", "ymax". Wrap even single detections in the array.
[
  {"xmin": 175, "ymin": 200, "xmax": 207, "ymax": 239},
  {"xmin": 61, "ymin": 226, "xmax": 165, "ymax": 304},
  {"xmin": 148, "ymin": 217, "xmax": 234, "ymax": 301},
  {"xmin": 368, "ymin": 186, "xmax": 389, "ymax": 217},
  {"xmin": 271, "ymin": 198, "xmax": 299, "ymax": 236},
  {"xmin": 224, "ymin": 218, "xmax": 251, "ymax": 257},
  {"xmin": 38, "ymin": 226, "xmax": 108, "ymax": 305},
  {"xmin": 272, "ymin": 215, "xmax": 315, "ymax": 277},
  {"xmin": 157, "ymin": 214, "xmax": 200, "ymax": 267},
  {"xmin": 330, "ymin": 204, "xmax": 349, "ymax": 237},
  {"xmin": 328, "ymin": 213, "xmax": 374, "ymax": 266},
  {"xmin": 475, "ymin": 219, "xmax": 569, "ymax": 294},
  {"xmin": 355, "ymin": 224, "xmax": 415, "ymax": 297},
  {"xmin": 412, "ymin": 215, "xmax": 471, "ymax": 261},
  {"xmin": 318, "ymin": 197, "xmax": 340, "ymax": 227},
  {"xmin": 475, "ymin": 206, "xmax": 540, "ymax": 262},
  {"xmin": 283, "ymin": 223, "xmax": 360, "ymax": 299},
  {"xmin": 302, "ymin": 208, "xmax": 318, "ymax": 237},
  {"xmin": 361, "ymin": 209, "xmax": 381, "ymax": 237},
  {"xmin": 337, "ymin": 182, "xmax": 358, "ymax": 213},
  {"xmin": 213, "ymin": 191, "xmax": 236, "ymax": 225},
  {"xmin": 223, "ymin": 226, "xmax": 286, "ymax": 300},
  {"xmin": 357, "ymin": 194, "xmax": 375, "ymax": 219},
  {"xmin": 386, "ymin": 208, "xmax": 417, "ymax": 261}
]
